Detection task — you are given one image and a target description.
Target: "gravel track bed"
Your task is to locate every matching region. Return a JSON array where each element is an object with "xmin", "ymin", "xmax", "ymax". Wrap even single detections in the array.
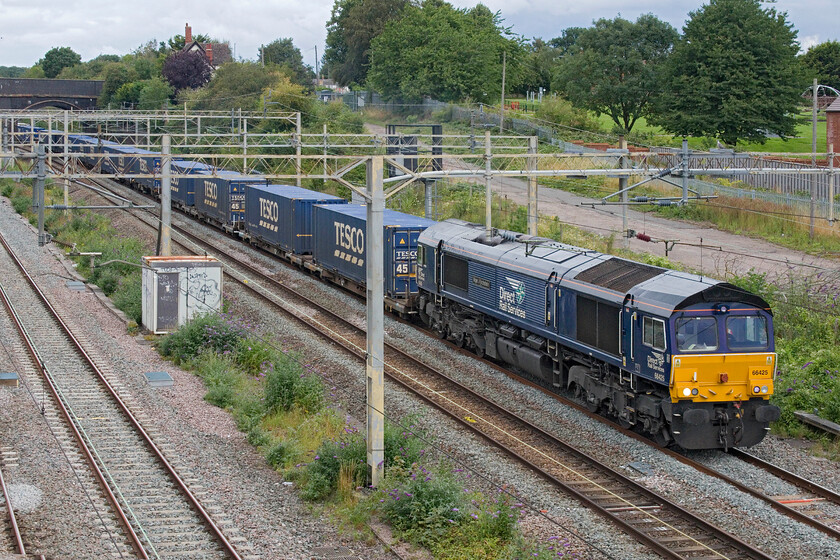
[{"xmin": 13, "ymin": 179, "xmax": 840, "ymax": 559}]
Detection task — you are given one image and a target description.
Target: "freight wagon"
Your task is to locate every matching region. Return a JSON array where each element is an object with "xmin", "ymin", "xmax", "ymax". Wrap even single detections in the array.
[
  {"xmin": 243, "ymin": 184, "xmax": 347, "ymax": 258},
  {"xmin": 312, "ymin": 204, "xmax": 435, "ymax": 314}
]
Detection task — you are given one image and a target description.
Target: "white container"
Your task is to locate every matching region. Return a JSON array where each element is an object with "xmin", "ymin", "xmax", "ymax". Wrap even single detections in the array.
[{"xmin": 141, "ymin": 256, "xmax": 223, "ymax": 334}]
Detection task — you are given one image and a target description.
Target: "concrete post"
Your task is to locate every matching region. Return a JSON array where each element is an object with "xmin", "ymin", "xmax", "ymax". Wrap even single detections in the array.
[
  {"xmin": 620, "ymin": 135, "xmax": 628, "ymax": 247},
  {"xmin": 811, "ymin": 77, "xmax": 818, "ymax": 239},
  {"xmin": 366, "ymin": 156, "xmax": 385, "ymax": 488},
  {"xmin": 485, "ymin": 130, "xmax": 492, "ymax": 238},
  {"xmin": 1, "ymin": 119, "xmax": 7, "ymax": 172},
  {"xmin": 47, "ymin": 114, "xmax": 52, "ymax": 168},
  {"xmin": 681, "ymin": 138, "xmax": 689, "ymax": 204},
  {"xmin": 146, "ymin": 118, "xmax": 151, "ymax": 150},
  {"xmin": 63, "ymin": 111, "xmax": 69, "ymax": 214},
  {"xmin": 243, "ymin": 118, "xmax": 248, "ymax": 174},
  {"xmin": 296, "ymin": 113, "xmax": 303, "ymax": 187},
  {"xmin": 159, "ymin": 135, "xmax": 172, "ymax": 256},
  {"xmin": 830, "ymin": 143, "xmax": 835, "ymax": 225},
  {"xmin": 527, "ymin": 136, "xmax": 538, "ymax": 236},
  {"xmin": 323, "ymin": 124, "xmax": 328, "ymax": 186},
  {"xmin": 36, "ymin": 145, "xmax": 48, "ymax": 246}
]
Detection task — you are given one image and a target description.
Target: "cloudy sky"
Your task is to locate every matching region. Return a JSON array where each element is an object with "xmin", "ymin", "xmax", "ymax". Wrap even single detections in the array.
[{"xmin": 1, "ymin": 0, "xmax": 836, "ymax": 69}]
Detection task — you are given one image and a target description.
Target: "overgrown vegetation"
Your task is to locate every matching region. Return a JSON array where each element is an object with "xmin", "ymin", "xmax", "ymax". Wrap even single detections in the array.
[
  {"xmin": 0, "ymin": 178, "xmax": 144, "ymax": 324},
  {"xmin": 729, "ymin": 269, "xmax": 840, "ymax": 448},
  {"xmin": 158, "ymin": 311, "xmax": 575, "ymax": 557}
]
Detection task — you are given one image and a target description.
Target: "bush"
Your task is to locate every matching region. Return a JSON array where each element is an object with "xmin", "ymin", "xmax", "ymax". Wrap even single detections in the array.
[
  {"xmin": 158, "ymin": 313, "xmax": 247, "ymax": 363},
  {"xmin": 12, "ymin": 194, "xmax": 30, "ymax": 214},
  {"xmin": 380, "ymin": 463, "xmax": 466, "ymax": 546},
  {"xmin": 301, "ymin": 436, "xmax": 366, "ymax": 501},
  {"xmin": 535, "ymin": 97, "xmax": 601, "ymax": 132},
  {"xmin": 264, "ymin": 356, "xmax": 303, "ymax": 412}
]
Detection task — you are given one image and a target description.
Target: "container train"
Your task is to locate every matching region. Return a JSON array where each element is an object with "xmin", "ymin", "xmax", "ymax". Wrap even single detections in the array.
[{"xmin": 15, "ymin": 123, "xmax": 780, "ymax": 449}]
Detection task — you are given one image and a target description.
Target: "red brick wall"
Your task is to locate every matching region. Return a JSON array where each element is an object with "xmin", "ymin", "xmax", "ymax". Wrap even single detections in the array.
[{"xmin": 828, "ymin": 108, "xmax": 840, "ymax": 166}]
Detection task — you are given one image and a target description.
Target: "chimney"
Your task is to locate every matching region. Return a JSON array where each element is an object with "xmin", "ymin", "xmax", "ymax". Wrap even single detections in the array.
[
  {"xmin": 205, "ymin": 43, "xmax": 213, "ymax": 65},
  {"xmin": 185, "ymin": 23, "xmax": 192, "ymax": 44}
]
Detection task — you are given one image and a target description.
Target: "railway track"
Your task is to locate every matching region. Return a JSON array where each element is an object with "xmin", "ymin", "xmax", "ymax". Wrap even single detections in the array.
[
  {"xmin": 0, "ymin": 230, "xmax": 247, "ymax": 560},
  {"xmin": 0, "ymin": 459, "xmax": 26, "ymax": 557},
  {"xmin": 78, "ymin": 177, "xmax": 779, "ymax": 560}
]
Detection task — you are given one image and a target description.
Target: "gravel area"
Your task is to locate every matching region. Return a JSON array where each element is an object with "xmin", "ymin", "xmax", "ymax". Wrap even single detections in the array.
[{"xmin": 3, "ymin": 175, "xmax": 840, "ymax": 560}]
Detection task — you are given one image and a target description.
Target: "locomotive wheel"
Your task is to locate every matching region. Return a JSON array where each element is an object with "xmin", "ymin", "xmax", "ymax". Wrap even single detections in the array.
[{"xmin": 474, "ymin": 344, "xmax": 485, "ymax": 358}]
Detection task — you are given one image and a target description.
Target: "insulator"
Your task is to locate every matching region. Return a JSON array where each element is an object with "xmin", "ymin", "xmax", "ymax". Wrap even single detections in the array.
[
  {"xmin": 632, "ymin": 196, "xmax": 649, "ymax": 202},
  {"xmin": 636, "ymin": 233, "xmax": 652, "ymax": 242},
  {"xmin": 657, "ymin": 200, "xmax": 673, "ymax": 206}
]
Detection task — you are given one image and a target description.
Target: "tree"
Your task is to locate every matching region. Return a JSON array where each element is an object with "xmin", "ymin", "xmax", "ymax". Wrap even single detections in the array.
[
  {"xmin": 801, "ymin": 41, "xmax": 840, "ymax": 91},
  {"xmin": 653, "ymin": 0, "xmax": 805, "ymax": 145},
  {"xmin": 368, "ymin": 1, "xmax": 522, "ymax": 103},
  {"xmin": 99, "ymin": 63, "xmax": 138, "ymax": 107},
  {"xmin": 261, "ymin": 38, "xmax": 314, "ymax": 86},
  {"xmin": 514, "ymin": 38, "xmax": 558, "ymax": 95},
  {"xmin": 162, "ymin": 50, "xmax": 213, "ymax": 91},
  {"xmin": 324, "ymin": 0, "xmax": 410, "ymax": 87},
  {"xmin": 39, "ymin": 47, "xmax": 82, "ymax": 78},
  {"xmin": 554, "ymin": 15, "xmax": 677, "ymax": 134},
  {"xmin": 182, "ymin": 62, "xmax": 277, "ymax": 111},
  {"xmin": 138, "ymin": 78, "xmax": 174, "ymax": 110}
]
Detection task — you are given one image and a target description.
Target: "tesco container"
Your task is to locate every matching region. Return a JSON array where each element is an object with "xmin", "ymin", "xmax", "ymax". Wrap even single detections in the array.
[
  {"xmin": 245, "ymin": 184, "xmax": 347, "ymax": 255},
  {"xmin": 141, "ymin": 256, "xmax": 223, "ymax": 334},
  {"xmin": 160, "ymin": 160, "xmax": 215, "ymax": 208},
  {"xmin": 194, "ymin": 170, "xmax": 267, "ymax": 229},
  {"xmin": 312, "ymin": 204, "xmax": 435, "ymax": 298}
]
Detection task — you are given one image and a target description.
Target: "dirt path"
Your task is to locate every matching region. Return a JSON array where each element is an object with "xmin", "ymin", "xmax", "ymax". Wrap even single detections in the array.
[{"xmin": 364, "ymin": 123, "xmax": 838, "ymax": 281}]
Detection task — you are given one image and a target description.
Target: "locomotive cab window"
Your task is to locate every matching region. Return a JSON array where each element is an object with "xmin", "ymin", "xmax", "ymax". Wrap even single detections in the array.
[
  {"xmin": 676, "ymin": 316, "xmax": 718, "ymax": 352},
  {"xmin": 642, "ymin": 316, "xmax": 666, "ymax": 351},
  {"xmin": 417, "ymin": 245, "xmax": 426, "ymax": 266},
  {"xmin": 726, "ymin": 316, "xmax": 769, "ymax": 350}
]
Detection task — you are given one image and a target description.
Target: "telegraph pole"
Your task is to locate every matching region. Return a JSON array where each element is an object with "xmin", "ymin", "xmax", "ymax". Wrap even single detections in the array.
[{"xmin": 619, "ymin": 135, "xmax": 628, "ymax": 247}]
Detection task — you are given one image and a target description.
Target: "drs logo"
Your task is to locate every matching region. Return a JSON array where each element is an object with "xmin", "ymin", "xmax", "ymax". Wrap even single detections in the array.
[
  {"xmin": 334, "ymin": 222, "xmax": 364, "ymax": 255},
  {"xmin": 204, "ymin": 180, "xmax": 218, "ymax": 201},
  {"xmin": 259, "ymin": 198, "xmax": 279, "ymax": 222}
]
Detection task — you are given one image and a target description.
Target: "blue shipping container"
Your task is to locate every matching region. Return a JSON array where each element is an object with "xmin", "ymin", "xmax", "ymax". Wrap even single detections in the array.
[
  {"xmin": 194, "ymin": 170, "xmax": 267, "ymax": 228},
  {"xmin": 312, "ymin": 204, "xmax": 435, "ymax": 298},
  {"xmin": 245, "ymin": 184, "xmax": 347, "ymax": 254}
]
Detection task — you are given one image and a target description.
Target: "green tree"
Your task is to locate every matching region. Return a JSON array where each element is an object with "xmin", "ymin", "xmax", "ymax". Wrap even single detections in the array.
[
  {"xmin": 324, "ymin": 0, "xmax": 410, "ymax": 87},
  {"xmin": 183, "ymin": 62, "xmax": 277, "ymax": 111},
  {"xmin": 0, "ymin": 66, "xmax": 27, "ymax": 78},
  {"xmin": 99, "ymin": 63, "xmax": 138, "ymax": 107},
  {"xmin": 653, "ymin": 0, "xmax": 805, "ymax": 145},
  {"xmin": 554, "ymin": 14, "xmax": 677, "ymax": 133},
  {"xmin": 138, "ymin": 78, "xmax": 174, "ymax": 110},
  {"xmin": 39, "ymin": 47, "xmax": 82, "ymax": 78},
  {"xmin": 261, "ymin": 38, "xmax": 315, "ymax": 86},
  {"xmin": 514, "ymin": 38, "xmax": 558, "ymax": 95},
  {"xmin": 368, "ymin": 0, "xmax": 522, "ymax": 103},
  {"xmin": 163, "ymin": 33, "xmax": 210, "ymax": 53},
  {"xmin": 801, "ymin": 41, "xmax": 840, "ymax": 91}
]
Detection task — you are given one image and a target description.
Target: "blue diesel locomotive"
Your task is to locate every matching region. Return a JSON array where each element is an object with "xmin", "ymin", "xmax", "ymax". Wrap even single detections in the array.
[{"xmin": 415, "ymin": 220, "xmax": 780, "ymax": 449}]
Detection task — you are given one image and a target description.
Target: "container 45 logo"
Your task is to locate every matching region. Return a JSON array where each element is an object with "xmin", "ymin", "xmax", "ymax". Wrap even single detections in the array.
[{"xmin": 499, "ymin": 277, "xmax": 526, "ymax": 318}]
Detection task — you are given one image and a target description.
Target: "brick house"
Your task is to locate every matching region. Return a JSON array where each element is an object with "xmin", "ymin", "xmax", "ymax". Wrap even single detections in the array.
[{"xmin": 182, "ymin": 23, "xmax": 231, "ymax": 67}]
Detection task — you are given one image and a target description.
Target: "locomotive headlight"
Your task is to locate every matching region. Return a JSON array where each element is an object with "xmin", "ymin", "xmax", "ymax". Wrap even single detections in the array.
[
  {"xmin": 682, "ymin": 387, "xmax": 691, "ymax": 397},
  {"xmin": 691, "ymin": 388, "xmax": 699, "ymax": 396},
  {"xmin": 761, "ymin": 385, "xmax": 769, "ymax": 394},
  {"xmin": 753, "ymin": 386, "xmax": 761, "ymax": 394}
]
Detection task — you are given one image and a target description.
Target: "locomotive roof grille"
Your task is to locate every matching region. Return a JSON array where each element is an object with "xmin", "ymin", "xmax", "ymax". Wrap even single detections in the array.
[{"xmin": 575, "ymin": 258, "xmax": 662, "ymax": 293}]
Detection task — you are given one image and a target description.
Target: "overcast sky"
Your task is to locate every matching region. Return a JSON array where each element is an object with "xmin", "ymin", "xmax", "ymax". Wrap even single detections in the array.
[{"xmin": 1, "ymin": 0, "xmax": 836, "ymax": 69}]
